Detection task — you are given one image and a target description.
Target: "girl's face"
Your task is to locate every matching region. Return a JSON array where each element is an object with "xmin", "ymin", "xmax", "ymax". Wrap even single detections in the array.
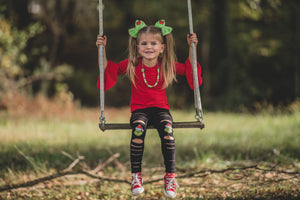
[{"xmin": 137, "ymin": 33, "xmax": 165, "ymax": 63}]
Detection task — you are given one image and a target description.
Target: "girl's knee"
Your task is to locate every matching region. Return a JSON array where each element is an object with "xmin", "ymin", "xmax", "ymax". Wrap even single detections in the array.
[
  {"xmin": 132, "ymin": 138, "xmax": 143, "ymax": 144},
  {"xmin": 164, "ymin": 135, "xmax": 174, "ymax": 140},
  {"xmin": 132, "ymin": 121, "xmax": 146, "ymax": 137},
  {"xmin": 160, "ymin": 120, "xmax": 173, "ymax": 135}
]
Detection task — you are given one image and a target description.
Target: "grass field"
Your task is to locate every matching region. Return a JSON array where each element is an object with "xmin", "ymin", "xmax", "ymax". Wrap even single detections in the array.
[{"xmin": 0, "ymin": 107, "xmax": 299, "ymax": 199}]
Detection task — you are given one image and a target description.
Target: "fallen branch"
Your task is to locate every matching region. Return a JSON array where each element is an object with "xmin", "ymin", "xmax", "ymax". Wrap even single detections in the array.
[
  {"xmin": 14, "ymin": 146, "xmax": 46, "ymax": 174},
  {"xmin": 63, "ymin": 155, "xmax": 85, "ymax": 172},
  {"xmin": 0, "ymin": 169, "xmax": 130, "ymax": 192},
  {"xmin": 1, "ymin": 162, "xmax": 299, "ymax": 192},
  {"xmin": 0, "ymin": 170, "xmax": 77, "ymax": 192},
  {"xmin": 143, "ymin": 165, "xmax": 258, "ymax": 185},
  {"xmin": 91, "ymin": 153, "xmax": 120, "ymax": 174}
]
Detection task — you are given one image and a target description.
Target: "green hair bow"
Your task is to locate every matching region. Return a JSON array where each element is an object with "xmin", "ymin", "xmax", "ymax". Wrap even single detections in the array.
[
  {"xmin": 128, "ymin": 19, "xmax": 173, "ymax": 38},
  {"xmin": 154, "ymin": 20, "xmax": 173, "ymax": 36},
  {"xmin": 128, "ymin": 20, "xmax": 147, "ymax": 38}
]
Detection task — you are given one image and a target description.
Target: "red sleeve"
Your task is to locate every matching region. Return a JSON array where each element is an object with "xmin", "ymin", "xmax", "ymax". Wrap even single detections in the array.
[
  {"xmin": 97, "ymin": 59, "xmax": 128, "ymax": 91},
  {"xmin": 175, "ymin": 59, "xmax": 202, "ymax": 89}
]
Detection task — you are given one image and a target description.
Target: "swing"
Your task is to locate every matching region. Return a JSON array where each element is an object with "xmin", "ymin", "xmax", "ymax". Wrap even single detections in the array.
[{"xmin": 97, "ymin": 0, "xmax": 204, "ymax": 132}]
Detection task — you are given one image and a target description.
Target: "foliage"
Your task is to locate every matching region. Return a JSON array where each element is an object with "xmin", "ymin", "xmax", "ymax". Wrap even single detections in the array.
[
  {"xmin": 0, "ymin": 13, "xmax": 43, "ymax": 96},
  {"xmin": 1, "ymin": 0, "xmax": 299, "ymax": 109},
  {"xmin": 0, "ymin": 8, "xmax": 74, "ymax": 109},
  {"xmin": 208, "ymin": 0, "xmax": 300, "ymax": 110}
]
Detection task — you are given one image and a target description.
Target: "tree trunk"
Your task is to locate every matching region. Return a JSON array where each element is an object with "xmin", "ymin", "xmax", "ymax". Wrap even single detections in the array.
[
  {"xmin": 208, "ymin": 0, "xmax": 228, "ymax": 97},
  {"xmin": 291, "ymin": 1, "xmax": 299, "ymax": 99}
]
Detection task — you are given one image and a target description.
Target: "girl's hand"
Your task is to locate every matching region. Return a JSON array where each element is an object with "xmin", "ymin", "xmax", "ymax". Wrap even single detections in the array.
[
  {"xmin": 187, "ymin": 33, "xmax": 198, "ymax": 46},
  {"xmin": 96, "ymin": 35, "xmax": 107, "ymax": 48}
]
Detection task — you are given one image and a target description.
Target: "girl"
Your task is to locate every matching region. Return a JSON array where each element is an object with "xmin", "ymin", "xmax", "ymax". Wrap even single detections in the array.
[{"xmin": 96, "ymin": 20, "xmax": 202, "ymax": 198}]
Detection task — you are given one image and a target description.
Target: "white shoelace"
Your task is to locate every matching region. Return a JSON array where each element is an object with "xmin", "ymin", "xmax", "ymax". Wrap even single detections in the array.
[
  {"xmin": 165, "ymin": 177, "xmax": 179, "ymax": 190},
  {"xmin": 132, "ymin": 174, "xmax": 141, "ymax": 187}
]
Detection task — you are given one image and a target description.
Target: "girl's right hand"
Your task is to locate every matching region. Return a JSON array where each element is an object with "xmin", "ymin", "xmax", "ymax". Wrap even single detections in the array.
[{"xmin": 96, "ymin": 35, "xmax": 107, "ymax": 48}]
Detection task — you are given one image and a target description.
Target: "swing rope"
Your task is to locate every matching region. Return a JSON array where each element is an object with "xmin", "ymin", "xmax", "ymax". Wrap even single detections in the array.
[
  {"xmin": 98, "ymin": 0, "xmax": 106, "ymax": 126},
  {"xmin": 187, "ymin": 0, "xmax": 204, "ymax": 123},
  {"xmin": 98, "ymin": 0, "xmax": 204, "ymax": 131}
]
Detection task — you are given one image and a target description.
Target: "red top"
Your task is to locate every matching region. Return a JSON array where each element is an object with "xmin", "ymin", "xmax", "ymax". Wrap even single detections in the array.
[{"xmin": 97, "ymin": 59, "xmax": 202, "ymax": 112}]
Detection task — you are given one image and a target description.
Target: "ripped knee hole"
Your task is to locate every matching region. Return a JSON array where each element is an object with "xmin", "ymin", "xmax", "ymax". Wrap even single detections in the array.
[
  {"xmin": 132, "ymin": 138, "xmax": 143, "ymax": 144},
  {"xmin": 160, "ymin": 119, "xmax": 172, "ymax": 123},
  {"xmin": 133, "ymin": 120, "xmax": 146, "ymax": 125},
  {"xmin": 164, "ymin": 135, "xmax": 174, "ymax": 140}
]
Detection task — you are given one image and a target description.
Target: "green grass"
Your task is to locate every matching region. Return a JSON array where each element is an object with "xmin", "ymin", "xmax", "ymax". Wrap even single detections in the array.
[
  {"xmin": 0, "ymin": 109, "xmax": 299, "ymax": 199},
  {"xmin": 0, "ymin": 110, "xmax": 299, "ymax": 171}
]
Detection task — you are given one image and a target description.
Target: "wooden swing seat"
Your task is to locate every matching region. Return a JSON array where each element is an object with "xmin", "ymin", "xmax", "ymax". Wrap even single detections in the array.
[{"xmin": 99, "ymin": 121, "xmax": 204, "ymax": 131}]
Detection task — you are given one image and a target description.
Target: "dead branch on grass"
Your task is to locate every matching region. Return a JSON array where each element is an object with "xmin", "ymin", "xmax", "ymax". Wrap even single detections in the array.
[
  {"xmin": 91, "ymin": 153, "xmax": 120, "ymax": 174},
  {"xmin": 63, "ymin": 155, "xmax": 85, "ymax": 172},
  {"xmin": 14, "ymin": 146, "xmax": 47, "ymax": 174},
  {"xmin": 0, "ymin": 153, "xmax": 129, "ymax": 192},
  {"xmin": 0, "ymin": 169, "xmax": 131, "ymax": 192},
  {"xmin": 1, "ymin": 156, "xmax": 299, "ymax": 192}
]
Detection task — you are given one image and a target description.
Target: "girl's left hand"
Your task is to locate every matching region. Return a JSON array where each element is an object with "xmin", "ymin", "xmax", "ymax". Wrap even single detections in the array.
[
  {"xmin": 187, "ymin": 33, "xmax": 198, "ymax": 46},
  {"xmin": 96, "ymin": 35, "xmax": 107, "ymax": 48}
]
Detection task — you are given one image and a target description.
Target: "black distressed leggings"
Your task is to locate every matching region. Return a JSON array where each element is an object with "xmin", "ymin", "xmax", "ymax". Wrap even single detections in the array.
[{"xmin": 130, "ymin": 107, "xmax": 175, "ymax": 173}]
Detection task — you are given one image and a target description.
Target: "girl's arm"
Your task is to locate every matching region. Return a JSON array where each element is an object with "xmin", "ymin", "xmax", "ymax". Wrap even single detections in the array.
[
  {"xmin": 96, "ymin": 35, "xmax": 108, "ymax": 69},
  {"xmin": 175, "ymin": 33, "xmax": 202, "ymax": 89},
  {"xmin": 187, "ymin": 33, "xmax": 198, "ymax": 64},
  {"xmin": 95, "ymin": 35, "xmax": 128, "ymax": 91}
]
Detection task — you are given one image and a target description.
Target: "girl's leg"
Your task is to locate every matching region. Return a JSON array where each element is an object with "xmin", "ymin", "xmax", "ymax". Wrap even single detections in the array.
[
  {"xmin": 130, "ymin": 110, "xmax": 148, "ymax": 173},
  {"xmin": 152, "ymin": 108, "xmax": 177, "ymax": 198},
  {"xmin": 129, "ymin": 109, "xmax": 149, "ymax": 196},
  {"xmin": 152, "ymin": 109, "xmax": 175, "ymax": 173}
]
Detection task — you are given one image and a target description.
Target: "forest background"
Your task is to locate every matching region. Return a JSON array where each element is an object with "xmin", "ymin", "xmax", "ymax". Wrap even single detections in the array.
[{"xmin": 1, "ymin": 0, "xmax": 299, "ymax": 111}]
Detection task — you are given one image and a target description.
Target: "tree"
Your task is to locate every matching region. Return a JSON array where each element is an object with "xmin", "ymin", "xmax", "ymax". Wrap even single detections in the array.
[
  {"xmin": 0, "ymin": 10, "xmax": 43, "ymax": 100},
  {"xmin": 27, "ymin": 0, "xmax": 76, "ymax": 95},
  {"xmin": 1, "ymin": 0, "xmax": 298, "ymax": 109},
  {"xmin": 0, "ymin": 4, "xmax": 73, "ymax": 109}
]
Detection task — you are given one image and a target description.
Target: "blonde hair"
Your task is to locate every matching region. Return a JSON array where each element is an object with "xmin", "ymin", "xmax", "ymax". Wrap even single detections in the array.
[{"xmin": 127, "ymin": 26, "xmax": 177, "ymax": 88}]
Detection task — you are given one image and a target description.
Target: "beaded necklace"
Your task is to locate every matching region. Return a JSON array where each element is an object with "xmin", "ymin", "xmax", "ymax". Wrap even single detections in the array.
[{"xmin": 141, "ymin": 63, "xmax": 160, "ymax": 88}]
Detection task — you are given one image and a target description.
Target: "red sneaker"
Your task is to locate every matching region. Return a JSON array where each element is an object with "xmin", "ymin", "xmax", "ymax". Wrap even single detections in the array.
[
  {"xmin": 164, "ymin": 173, "xmax": 178, "ymax": 198},
  {"xmin": 131, "ymin": 172, "xmax": 144, "ymax": 196}
]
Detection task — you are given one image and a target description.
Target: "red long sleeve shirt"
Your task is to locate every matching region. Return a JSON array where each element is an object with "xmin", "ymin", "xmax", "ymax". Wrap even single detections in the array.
[{"xmin": 97, "ymin": 58, "xmax": 202, "ymax": 112}]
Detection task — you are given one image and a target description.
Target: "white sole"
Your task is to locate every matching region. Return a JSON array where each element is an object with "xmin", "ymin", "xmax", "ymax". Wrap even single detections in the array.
[
  {"xmin": 164, "ymin": 189, "xmax": 176, "ymax": 199},
  {"xmin": 131, "ymin": 187, "xmax": 144, "ymax": 196}
]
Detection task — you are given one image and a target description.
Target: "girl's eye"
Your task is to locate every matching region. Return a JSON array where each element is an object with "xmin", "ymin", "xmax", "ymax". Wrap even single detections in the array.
[{"xmin": 139, "ymin": 41, "xmax": 160, "ymax": 46}]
